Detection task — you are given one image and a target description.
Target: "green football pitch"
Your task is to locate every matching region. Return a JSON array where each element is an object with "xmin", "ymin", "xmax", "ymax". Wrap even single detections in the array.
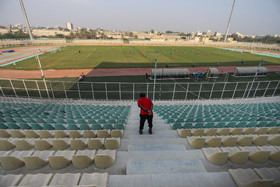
[{"xmin": 2, "ymin": 46, "xmax": 280, "ymax": 70}]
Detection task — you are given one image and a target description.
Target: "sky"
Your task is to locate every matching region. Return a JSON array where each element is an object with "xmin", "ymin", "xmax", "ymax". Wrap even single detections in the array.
[{"xmin": 0, "ymin": 0, "xmax": 279, "ymax": 35}]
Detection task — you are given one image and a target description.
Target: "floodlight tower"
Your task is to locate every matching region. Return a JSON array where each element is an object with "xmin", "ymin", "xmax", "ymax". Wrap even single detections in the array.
[
  {"xmin": 19, "ymin": 0, "xmax": 34, "ymax": 41},
  {"xmin": 224, "ymin": 0, "xmax": 236, "ymax": 43}
]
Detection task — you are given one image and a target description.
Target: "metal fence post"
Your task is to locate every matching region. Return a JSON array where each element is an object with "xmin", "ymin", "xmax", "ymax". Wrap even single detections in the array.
[
  {"xmin": 0, "ymin": 86, "xmax": 5, "ymax": 97},
  {"xmin": 210, "ymin": 83, "xmax": 215, "ymax": 99},
  {"xmin": 243, "ymin": 82, "xmax": 250, "ymax": 98},
  {"xmin": 63, "ymin": 82, "xmax": 67, "ymax": 99},
  {"xmin": 232, "ymin": 82, "xmax": 239, "ymax": 99},
  {"xmin": 147, "ymin": 83, "xmax": 149, "ymax": 98},
  {"xmin": 184, "ymin": 83, "xmax": 189, "ymax": 101},
  {"xmin": 133, "ymin": 83, "xmax": 135, "ymax": 101},
  {"xmin": 253, "ymin": 82, "xmax": 260, "ymax": 98},
  {"xmin": 172, "ymin": 83, "xmax": 176, "ymax": 101},
  {"xmin": 272, "ymin": 81, "xmax": 280, "ymax": 97},
  {"xmin": 22, "ymin": 80, "xmax": 29, "ymax": 98},
  {"xmin": 35, "ymin": 80, "xmax": 42, "ymax": 99},
  {"xmin": 77, "ymin": 82, "xmax": 81, "ymax": 99},
  {"xmin": 119, "ymin": 83, "xmax": 121, "ymax": 100},
  {"xmin": 263, "ymin": 81, "xmax": 271, "ymax": 97},
  {"xmin": 9, "ymin": 79, "xmax": 17, "ymax": 97},
  {"xmin": 105, "ymin": 83, "xmax": 108, "ymax": 100},
  {"xmin": 198, "ymin": 83, "xmax": 202, "ymax": 99},
  {"xmin": 221, "ymin": 82, "xmax": 227, "ymax": 99},
  {"xmin": 91, "ymin": 82, "xmax": 94, "ymax": 100},
  {"xmin": 49, "ymin": 81, "xmax": 55, "ymax": 99}
]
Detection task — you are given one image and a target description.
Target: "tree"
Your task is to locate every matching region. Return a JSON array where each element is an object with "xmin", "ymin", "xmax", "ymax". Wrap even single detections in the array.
[{"xmin": 128, "ymin": 32, "xmax": 134, "ymax": 38}]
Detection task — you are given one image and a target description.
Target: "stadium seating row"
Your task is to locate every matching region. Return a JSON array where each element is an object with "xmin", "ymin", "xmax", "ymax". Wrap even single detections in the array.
[
  {"xmin": 0, "ymin": 137, "xmax": 120, "ymax": 151},
  {"xmin": 0, "ymin": 122, "xmax": 127, "ymax": 130},
  {"xmin": 187, "ymin": 134, "xmax": 280, "ymax": 148},
  {"xmin": 0, "ymin": 149, "xmax": 116, "ymax": 170},
  {"xmin": 154, "ymin": 103, "xmax": 280, "ymax": 117},
  {"xmin": 0, "ymin": 129, "xmax": 124, "ymax": 138},
  {"xmin": 202, "ymin": 145, "xmax": 280, "ymax": 165},
  {"xmin": 0, "ymin": 172, "xmax": 108, "ymax": 187},
  {"xmin": 229, "ymin": 167, "xmax": 280, "ymax": 187},
  {"xmin": 0, "ymin": 102, "xmax": 130, "ymax": 118},
  {"xmin": 177, "ymin": 127, "xmax": 280, "ymax": 137},
  {"xmin": 169, "ymin": 121, "xmax": 279, "ymax": 130}
]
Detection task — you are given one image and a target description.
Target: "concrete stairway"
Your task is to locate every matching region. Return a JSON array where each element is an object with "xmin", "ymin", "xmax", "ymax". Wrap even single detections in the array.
[{"xmin": 108, "ymin": 102, "xmax": 237, "ymax": 187}]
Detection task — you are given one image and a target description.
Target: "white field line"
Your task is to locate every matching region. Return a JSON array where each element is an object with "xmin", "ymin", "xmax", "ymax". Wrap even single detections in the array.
[{"xmin": 87, "ymin": 48, "xmax": 96, "ymax": 58}]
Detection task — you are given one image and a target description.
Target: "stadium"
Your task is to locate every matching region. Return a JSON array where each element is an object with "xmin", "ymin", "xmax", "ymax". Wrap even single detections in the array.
[{"xmin": 0, "ymin": 1, "xmax": 280, "ymax": 187}]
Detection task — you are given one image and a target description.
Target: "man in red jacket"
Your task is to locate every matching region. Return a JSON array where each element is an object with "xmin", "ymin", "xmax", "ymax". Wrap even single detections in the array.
[{"xmin": 137, "ymin": 93, "xmax": 153, "ymax": 135}]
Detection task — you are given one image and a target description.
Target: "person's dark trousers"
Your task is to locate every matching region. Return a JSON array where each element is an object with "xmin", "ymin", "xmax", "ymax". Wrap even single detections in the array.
[{"xmin": 139, "ymin": 115, "xmax": 153, "ymax": 130}]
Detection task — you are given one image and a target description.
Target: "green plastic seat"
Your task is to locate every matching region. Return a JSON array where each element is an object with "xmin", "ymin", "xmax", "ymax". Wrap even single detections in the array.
[
  {"xmin": 77, "ymin": 119, "xmax": 87, "ymax": 124},
  {"xmin": 15, "ymin": 118, "xmax": 25, "ymax": 123},
  {"xmin": 66, "ymin": 119, "xmax": 76, "ymax": 124},
  {"xmin": 25, "ymin": 118, "xmax": 36, "ymax": 123},
  {"xmin": 117, "ymin": 119, "xmax": 126, "ymax": 124},
  {"xmin": 98, "ymin": 119, "xmax": 106, "ymax": 124},
  {"xmin": 165, "ymin": 119, "xmax": 175, "ymax": 124},
  {"xmin": 43, "ymin": 124, "xmax": 55, "ymax": 130},
  {"xmin": 108, "ymin": 119, "xmax": 116, "ymax": 124},
  {"xmin": 240, "ymin": 117, "xmax": 249, "ymax": 121},
  {"xmin": 185, "ymin": 118, "xmax": 195, "ymax": 122},
  {"xmin": 7, "ymin": 123, "xmax": 20, "ymax": 129},
  {"xmin": 221, "ymin": 117, "xmax": 231, "ymax": 122},
  {"xmin": 204, "ymin": 117, "xmax": 214, "ymax": 122},
  {"xmin": 57, "ymin": 119, "xmax": 66, "ymax": 123},
  {"xmin": 194, "ymin": 118, "xmax": 204, "ymax": 122},
  {"xmin": 35, "ymin": 118, "xmax": 46, "ymax": 123},
  {"xmin": 161, "ymin": 115, "xmax": 170, "ymax": 120},
  {"xmin": 87, "ymin": 119, "xmax": 97, "ymax": 124},
  {"xmin": 46, "ymin": 119, "xmax": 56, "ymax": 123},
  {"xmin": 193, "ymin": 123, "xmax": 203, "ymax": 129},
  {"xmin": 176, "ymin": 118, "xmax": 185, "ymax": 123},
  {"xmin": 0, "ymin": 123, "xmax": 8, "ymax": 129},
  {"xmin": 20, "ymin": 124, "xmax": 32, "ymax": 130},
  {"xmin": 5, "ymin": 118, "xmax": 16, "ymax": 123},
  {"xmin": 171, "ymin": 123, "xmax": 182, "ymax": 130},
  {"xmin": 236, "ymin": 122, "xmax": 247, "ymax": 128},
  {"xmin": 182, "ymin": 123, "xmax": 193, "ymax": 129},
  {"xmin": 267, "ymin": 121, "xmax": 277, "ymax": 127},
  {"xmin": 80, "ymin": 124, "xmax": 91, "ymax": 130},
  {"xmin": 212, "ymin": 118, "xmax": 222, "ymax": 122},
  {"xmin": 246, "ymin": 122, "xmax": 257, "ymax": 127},
  {"xmin": 215, "ymin": 122, "xmax": 226, "ymax": 128},
  {"xmin": 248, "ymin": 117, "xmax": 258, "ymax": 122},
  {"xmin": 68, "ymin": 124, "xmax": 79, "ymax": 130},
  {"xmin": 115, "ymin": 123, "xmax": 125, "ymax": 130},
  {"xmin": 231, "ymin": 117, "xmax": 240, "ymax": 122},
  {"xmin": 31, "ymin": 124, "xmax": 43, "ymax": 130},
  {"xmin": 103, "ymin": 123, "xmax": 114, "ymax": 130},
  {"xmin": 55, "ymin": 124, "xmax": 66, "ymax": 130},
  {"xmin": 91, "ymin": 124, "xmax": 103, "ymax": 130},
  {"xmin": 225, "ymin": 122, "xmax": 236, "ymax": 128},
  {"xmin": 204, "ymin": 122, "xmax": 215, "ymax": 128}
]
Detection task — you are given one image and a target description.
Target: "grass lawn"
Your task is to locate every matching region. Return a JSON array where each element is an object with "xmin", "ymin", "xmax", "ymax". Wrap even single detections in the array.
[{"xmin": 1, "ymin": 46, "xmax": 279, "ymax": 70}]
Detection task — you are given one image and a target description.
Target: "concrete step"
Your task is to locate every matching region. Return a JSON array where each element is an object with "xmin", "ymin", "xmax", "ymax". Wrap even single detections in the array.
[
  {"xmin": 128, "ymin": 144, "xmax": 186, "ymax": 151},
  {"xmin": 126, "ymin": 159, "xmax": 207, "ymax": 175},
  {"xmin": 125, "ymin": 124, "xmax": 170, "ymax": 131},
  {"xmin": 119, "ymin": 138, "xmax": 191, "ymax": 150},
  {"xmin": 124, "ymin": 130, "xmax": 178, "ymax": 139},
  {"xmin": 108, "ymin": 172, "xmax": 236, "ymax": 187}
]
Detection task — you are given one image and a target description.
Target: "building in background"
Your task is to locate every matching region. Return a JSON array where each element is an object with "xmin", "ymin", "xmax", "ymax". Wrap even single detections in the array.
[{"xmin": 66, "ymin": 22, "xmax": 73, "ymax": 30}]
